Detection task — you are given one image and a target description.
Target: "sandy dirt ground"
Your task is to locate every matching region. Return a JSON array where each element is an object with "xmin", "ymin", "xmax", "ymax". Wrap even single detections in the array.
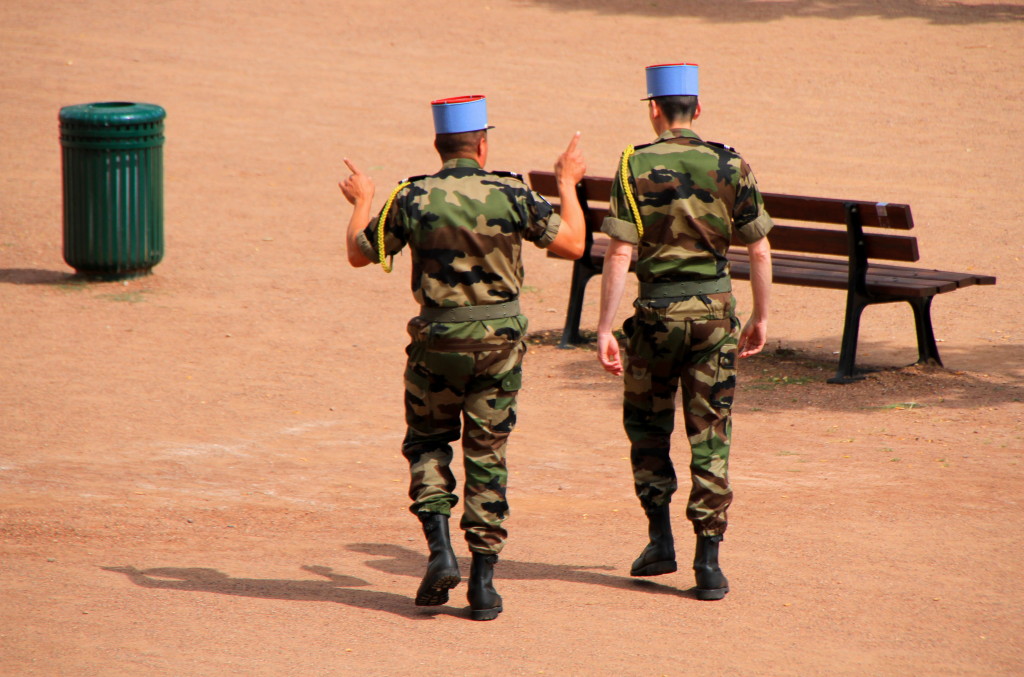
[{"xmin": 2, "ymin": 1, "xmax": 1023, "ymax": 675}]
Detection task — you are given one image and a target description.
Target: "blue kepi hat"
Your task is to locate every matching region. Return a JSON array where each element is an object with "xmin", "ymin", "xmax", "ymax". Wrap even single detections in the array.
[
  {"xmin": 644, "ymin": 63, "xmax": 699, "ymax": 99},
  {"xmin": 431, "ymin": 95, "xmax": 491, "ymax": 134}
]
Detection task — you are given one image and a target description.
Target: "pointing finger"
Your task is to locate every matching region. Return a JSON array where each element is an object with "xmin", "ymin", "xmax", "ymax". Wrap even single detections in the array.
[
  {"xmin": 343, "ymin": 157, "xmax": 361, "ymax": 175},
  {"xmin": 565, "ymin": 131, "xmax": 581, "ymax": 153}
]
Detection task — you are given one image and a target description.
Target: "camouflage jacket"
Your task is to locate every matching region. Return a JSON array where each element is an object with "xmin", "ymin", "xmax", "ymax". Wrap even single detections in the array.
[
  {"xmin": 356, "ymin": 157, "xmax": 561, "ymax": 348},
  {"xmin": 601, "ymin": 128, "xmax": 773, "ymax": 285}
]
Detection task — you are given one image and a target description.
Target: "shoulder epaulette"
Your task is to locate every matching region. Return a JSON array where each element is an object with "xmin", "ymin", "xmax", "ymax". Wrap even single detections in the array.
[
  {"xmin": 706, "ymin": 140, "xmax": 737, "ymax": 153},
  {"xmin": 632, "ymin": 141, "xmax": 655, "ymax": 152},
  {"xmin": 401, "ymin": 174, "xmax": 429, "ymax": 184},
  {"xmin": 491, "ymin": 170, "xmax": 525, "ymax": 182}
]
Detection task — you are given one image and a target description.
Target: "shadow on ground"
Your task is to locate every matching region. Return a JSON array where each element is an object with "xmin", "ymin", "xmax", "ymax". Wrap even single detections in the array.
[
  {"xmin": 528, "ymin": 0, "xmax": 1024, "ymax": 24},
  {"xmin": 529, "ymin": 330, "xmax": 1024, "ymax": 411},
  {"xmin": 0, "ymin": 268, "xmax": 77, "ymax": 285},
  {"xmin": 348, "ymin": 542, "xmax": 697, "ymax": 598},
  {"xmin": 102, "ymin": 543, "xmax": 700, "ymax": 620},
  {"xmin": 101, "ymin": 564, "xmax": 460, "ymax": 620}
]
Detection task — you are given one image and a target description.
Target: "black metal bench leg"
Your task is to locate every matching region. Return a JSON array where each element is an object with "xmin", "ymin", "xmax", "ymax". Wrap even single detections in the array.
[
  {"xmin": 908, "ymin": 296, "xmax": 943, "ymax": 366},
  {"xmin": 558, "ymin": 261, "xmax": 596, "ymax": 348},
  {"xmin": 828, "ymin": 293, "xmax": 869, "ymax": 384}
]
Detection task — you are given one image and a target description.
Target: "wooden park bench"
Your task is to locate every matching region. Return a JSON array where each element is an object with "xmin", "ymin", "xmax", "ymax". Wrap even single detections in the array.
[{"xmin": 528, "ymin": 170, "xmax": 996, "ymax": 383}]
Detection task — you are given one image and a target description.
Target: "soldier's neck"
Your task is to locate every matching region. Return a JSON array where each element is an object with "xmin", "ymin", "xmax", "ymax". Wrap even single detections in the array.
[
  {"xmin": 652, "ymin": 119, "xmax": 694, "ymax": 135},
  {"xmin": 439, "ymin": 152, "xmax": 485, "ymax": 169}
]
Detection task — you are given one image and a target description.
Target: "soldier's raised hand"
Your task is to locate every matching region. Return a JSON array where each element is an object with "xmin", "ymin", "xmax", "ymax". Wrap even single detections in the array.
[
  {"xmin": 339, "ymin": 158, "xmax": 376, "ymax": 206},
  {"xmin": 554, "ymin": 132, "xmax": 586, "ymax": 186}
]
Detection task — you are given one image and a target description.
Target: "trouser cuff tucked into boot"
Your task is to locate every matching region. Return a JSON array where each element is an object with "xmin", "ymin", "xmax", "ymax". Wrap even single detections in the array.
[
  {"xmin": 467, "ymin": 552, "xmax": 503, "ymax": 621},
  {"xmin": 415, "ymin": 512, "xmax": 461, "ymax": 606},
  {"xmin": 630, "ymin": 504, "xmax": 677, "ymax": 577},
  {"xmin": 693, "ymin": 534, "xmax": 729, "ymax": 601}
]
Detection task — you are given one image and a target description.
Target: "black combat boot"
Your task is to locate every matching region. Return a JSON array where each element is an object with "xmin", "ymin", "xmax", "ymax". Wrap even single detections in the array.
[
  {"xmin": 693, "ymin": 534, "xmax": 729, "ymax": 600},
  {"xmin": 467, "ymin": 552, "xmax": 503, "ymax": 621},
  {"xmin": 630, "ymin": 504, "xmax": 677, "ymax": 577},
  {"xmin": 414, "ymin": 512, "xmax": 461, "ymax": 606}
]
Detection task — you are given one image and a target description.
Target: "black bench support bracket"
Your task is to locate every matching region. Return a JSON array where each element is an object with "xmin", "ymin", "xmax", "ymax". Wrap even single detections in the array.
[
  {"xmin": 558, "ymin": 179, "xmax": 597, "ymax": 349},
  {"xmin": 828, "ymin": 203, "xmax": 943, "ymax": 384}
]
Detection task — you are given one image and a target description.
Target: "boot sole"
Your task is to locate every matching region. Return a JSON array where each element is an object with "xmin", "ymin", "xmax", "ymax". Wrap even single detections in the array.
[
  {"xmin": 694, "ymin": 586, "xmax": 729, "ymax": 601},
  {"xmin": 414, "ymin": 572, "xmax": 461, "ymax": 606},
  {"xmin": 470, "ymin": 604, "xmax": 503, "ymax": 621},
  {"xmin": 630, "ymin": 560, "xmax": 678, "ymax": 577}
]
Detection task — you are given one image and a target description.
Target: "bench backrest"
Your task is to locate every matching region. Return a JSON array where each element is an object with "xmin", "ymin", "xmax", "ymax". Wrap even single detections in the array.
[{"xmin": 527, "ymin": 171, "xmax": 920, "ymax": 263}]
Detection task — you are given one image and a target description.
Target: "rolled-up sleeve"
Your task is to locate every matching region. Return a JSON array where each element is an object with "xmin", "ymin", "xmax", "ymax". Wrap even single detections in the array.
[
  {"xmin": 736, "ymin": 209, "xmax": 774, "ymax": 244},
  {"xmin": 355, "ymin": 224, "xmax": 378, "ymax": 261},
  {"xmin": 522, "ymin": 189, "xmax": 562, "ymax": 248},
  {"xmin": 733, "ymin": 161, "xmax": 774, "ymax": 244},
  {"xmin": 600, "ymin": 168, "xmax": 640, "ymax": 244}
]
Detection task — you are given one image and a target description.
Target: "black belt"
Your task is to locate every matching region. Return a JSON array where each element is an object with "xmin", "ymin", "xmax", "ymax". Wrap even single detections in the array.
[
  {"xmin": 639, "ymin": 278, "xmax": 731, "ymax": 300},
  {"xmin": 418, "ymin": 299, "xmax": 521, "ymax": 323}
]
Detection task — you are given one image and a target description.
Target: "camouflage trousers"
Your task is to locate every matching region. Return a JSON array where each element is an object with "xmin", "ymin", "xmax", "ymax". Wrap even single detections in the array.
[
  {"xmin": 621, "ymin": 300, "xmax": 739, "ymax": 537},
  {"xmin": 402, "ymin": 329, "xmax": 525, "ymax": 556}
]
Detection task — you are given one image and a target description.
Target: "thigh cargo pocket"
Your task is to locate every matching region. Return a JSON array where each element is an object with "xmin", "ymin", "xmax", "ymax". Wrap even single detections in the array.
[{"xmin": 501, "ymin": 369, "xmax": 522, "ymax": 394}]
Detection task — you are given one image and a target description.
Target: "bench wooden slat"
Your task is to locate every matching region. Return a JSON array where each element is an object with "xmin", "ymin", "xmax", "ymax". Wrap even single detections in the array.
[
  {"xmin": 731, "ymin": 251, "xmax": 982, "ymax": 291},
  {"xmin": 581, "ymin": 241, "xmax": 964, "ymax": 297},
  {"xmin": 762, "ymin": 193, "xmax": 913, "ymax": 229},
  {"xmin": 580, "ymin": 175, "xmax": 613, "ymax": 202},
  {"xmin": 528, "ymin": 170, "xmax": 561, "ymax": 198},
  {"xmin": 552, "ymin": 211, "xmax": 920, "ymax": 262},
  {"xmin": 729, "ymin": 259, "xmax": 959, "ymax": 296},
  {"xmin": 852, "ymin": 261, "xmax": 996, "ymax": 287},
  {"xmin": 729, "ymin": 251, "xmax": 995, "ymax": 289},
  {"xmin": 529, "ymin": 171, "xmax": 914, "ymax": 230},
  {"xmin": 759, "ymin": 225, "xmax": 920, "ymax": 261},
  {"xmin": 531, "ymin": 173, "xmax": 616, "ymax": 203}
]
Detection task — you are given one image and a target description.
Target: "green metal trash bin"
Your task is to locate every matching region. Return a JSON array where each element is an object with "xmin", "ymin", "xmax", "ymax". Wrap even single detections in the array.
[{"xmin": 59, "ymin": 102, "xmax": 166, "ymax": 279}]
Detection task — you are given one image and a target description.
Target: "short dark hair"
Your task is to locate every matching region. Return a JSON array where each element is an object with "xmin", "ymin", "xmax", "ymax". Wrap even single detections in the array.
[
  {"xmin": 652, "ymin": 95, "xmax": 698, "ymax": 124},
  {"xmin": 434, "ymin": 129, "xmax": 486, "ymax": 158}
]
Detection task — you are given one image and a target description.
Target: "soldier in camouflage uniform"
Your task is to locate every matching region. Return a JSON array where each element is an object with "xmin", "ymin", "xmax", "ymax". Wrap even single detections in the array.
[
  {"xmin": 340, "ymin": 95, "xmax": 586, "ymax": 620},
  {"xmin": 596, "ymin": 64, "xmax": 774, "ymax": 600}
]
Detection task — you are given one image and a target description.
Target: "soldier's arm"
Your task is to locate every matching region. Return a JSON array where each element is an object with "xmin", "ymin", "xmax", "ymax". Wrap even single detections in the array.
[
  {"xmin": 738, "ymin": 235, "xmax": 771, "ymax": 358},
  {"xmin": 596, "ymin": 237, "xmax": 634, "ymax": 376},
  {"xmin": 547, "ymin": 132, "xmax": 587, "ymax": 260},
  {"xmin": 338, "ymin": 158, "xmax": 375, "ymax": 268}
]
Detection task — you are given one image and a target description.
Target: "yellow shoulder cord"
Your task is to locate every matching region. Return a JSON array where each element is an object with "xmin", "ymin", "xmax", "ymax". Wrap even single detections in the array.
[
  {"xmin": 620, "ymin": 146, "xmax": 644, "ymax": 239},
  {"xmin": 376, "ymin": 181, "xmax": 410, "ymax": 273}
]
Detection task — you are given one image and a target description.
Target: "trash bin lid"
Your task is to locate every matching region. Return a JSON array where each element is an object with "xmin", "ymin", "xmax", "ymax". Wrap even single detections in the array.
[{"xmin": 59, "ymin": 102, "xmax": 166, "ymax": 126}]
